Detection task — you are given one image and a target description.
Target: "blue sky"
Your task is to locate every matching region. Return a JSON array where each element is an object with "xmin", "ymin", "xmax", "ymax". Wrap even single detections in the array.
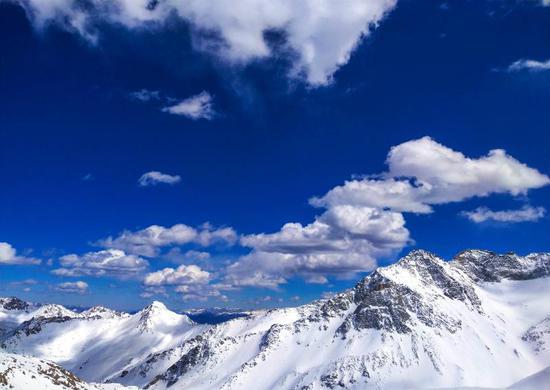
[{"xmin": 0, "ymin": 0, "xmax": 549, "ymax": 311}]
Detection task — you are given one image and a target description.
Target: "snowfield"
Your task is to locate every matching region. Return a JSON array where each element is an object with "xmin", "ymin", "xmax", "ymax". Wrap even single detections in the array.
[
  {"xmin": 0, "ymin": 351, "xmax": 135, "ymax": 390},
  {"xmin": 1, "ymin": 249, "xmax": 549, "ymax": 389}
]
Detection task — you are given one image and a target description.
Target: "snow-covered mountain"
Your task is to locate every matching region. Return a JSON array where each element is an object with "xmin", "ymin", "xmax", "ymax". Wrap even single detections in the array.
[
  {"xmin": 0, "ymin": 351, "xmax": 134, "ymax": 390},
  {"xmin": 1, "ymin": 300, "xmax": 205, "ymax": 384},
  {"xmin": 1, "ymin": 249, "xmax": 549, "ymax": 389}
]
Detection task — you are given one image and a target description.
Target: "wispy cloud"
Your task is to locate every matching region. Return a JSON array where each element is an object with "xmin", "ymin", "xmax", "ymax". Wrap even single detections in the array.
[
  {"xmin": 507, "ymin": 58, "xmax": 550, "ymax": 72},
  {"xmin": 138, "ymin": 171, "xmax": 181, "ymax": 187},
  {"xmin": 461, "ymin": 206, "xmax": 546, "ymax": 223},
  {"xmin": 55, "ymin": 281, "xmax": 89, "ymax": 294},
  {"xmin": 129, "ymin": 89, "xmax": 162, "ymax": 102},
  {"xmin": 162, "ymin": 92, "xmax": 215, "ymax": 120}
]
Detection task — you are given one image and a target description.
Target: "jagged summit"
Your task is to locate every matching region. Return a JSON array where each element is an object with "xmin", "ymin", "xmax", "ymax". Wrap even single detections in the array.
[
  {"xmin": 0, "ymin": 296, "xmax": 29, "ymax": 311},
  {"xmin": 81, "ymin": 306, "xmax": 127, "ymax": 320},
  {"xmin": 390, "ymin": 248, "xmax": 445, "ymax": 271},
  {"xmin": 452, "ymin": 249, "xmax": 550, "ymax": 281}
]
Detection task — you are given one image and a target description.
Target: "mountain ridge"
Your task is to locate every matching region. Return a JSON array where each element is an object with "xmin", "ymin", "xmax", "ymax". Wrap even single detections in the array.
[{"xmin": 1, "ymin": 248, "xmax": 549, "ymax": 389}]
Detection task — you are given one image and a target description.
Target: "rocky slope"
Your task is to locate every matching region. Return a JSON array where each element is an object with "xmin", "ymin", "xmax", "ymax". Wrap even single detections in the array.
[
  {"xmin": 1, "ymin": 249, "xmax": 549, "ymax": 389},
  {"xmin": 141, "ymin": 250, "xmax": 550, "ymax": 389}
]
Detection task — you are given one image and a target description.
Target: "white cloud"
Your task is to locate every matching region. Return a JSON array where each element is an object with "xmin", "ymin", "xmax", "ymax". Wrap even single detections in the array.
[
  {"xmin": 0, "ymin": 242, "xmax": 41, "ymax": 265},
  {"xmin": 138, "ymin": 171, "xmax": 181, "ymax": 186},
  {"xmin": 52, "ymin": 249, "xmax": 149, "ymax": 278},
  {"xmin": 226, "ymin": 137, "xmax": 549, "ymax": 288},
  {"xmin": 143, "ymin": 264, "xmax": 225, "ymax": 301},
  {"xmin": 144, "ymin": 264, "xmax": 210, "ymax": 286},
  {"xmin": 227, "ymin": 205, "xmax": 409, "ymax": 288},
  {"xmin": 55, "ymin": 281, "xmax": 89, "ymax": 294},
  {"xmin": 508, "ymin": 58, "xmax": 550, "ymax": 72},
  {"xmin": 312, "ymin": 136, "xmax": 550, "ymax": 213},
  {"xmin": 461, "ymin": 205, "xmax": 546, "ymax": 223},
  {"xmin": 130, "ymin": 89, "xmax": 161, "ymax": 101},
  {"xmin": 161, "ymin": 91, "xmax": 215, "ymax": 120},
  {"xmin": 11, "ymin": 0, "xmax": 398, "ymax": 86},
  {"xmin": 97, "ymin": 223, "xmax": 237, "ymax": 257}
]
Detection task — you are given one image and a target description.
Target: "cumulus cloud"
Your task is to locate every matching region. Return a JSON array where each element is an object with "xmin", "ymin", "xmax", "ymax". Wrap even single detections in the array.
[
  {"xmin": 52, "ymin": 249, "xmax": 149, "ymax": 278},
  {"xmin": 55, "ymin": 281, "xmax": 89, "ymax": 294},
  {"xmin": 226, "ymin": 137, "xmax": 549, "ymax": 288},
  {"xmin": 144, "ymin": 264, "xmax": 210, "ymax": 286},
  {"xmin": 138, "ymin": 171, "xmax": 181, "ymax": 186},
  {"xmin": 10, "ymin": 0, "xmax": 398, "ymax": 85},
  {"xmin": 0, "ymin": 242, "xmax": 41, "ymax": 265},
  {"xmin": 227, "ymin": 205, "xmax": 410, "ymax": 288},
  {"xmin": 143, "ymin": 264, "xmax": 225, "ymax": 301},
  {"xmin": 312, "ymin": 136, "xmax": 550, "ymax": 213},
  {"xmin": 97, "ymin": 223, "xmax": 237, "ymax": 257},
  {"xmin": 461, "ymin": 205, "xmax": 546, "ymax": 223},
  {"xmin": 507, "ymin": 58, "xmax": 550, "ymax": 72},
  {"xmin": 162, "ymin": 91, "xmax": 215, "ymax": 120}
]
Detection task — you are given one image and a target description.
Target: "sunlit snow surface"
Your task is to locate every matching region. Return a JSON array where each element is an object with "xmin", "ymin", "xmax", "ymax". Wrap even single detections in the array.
[{"xmin": 1, "ymin": 250, "xmax": 549, "ymax": 389}]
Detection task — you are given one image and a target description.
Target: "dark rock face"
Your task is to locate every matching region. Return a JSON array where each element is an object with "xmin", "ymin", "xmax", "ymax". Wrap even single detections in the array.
[
  {"xmin": 398, "ymin": 250, "xmax": 481, "ymax": 309},
  {"xmin": 522, "ymin": 316, "xmax": 550, "ymax": 353},
  {"xmin": 9, "ymin": 316, "xmax": 75, "ymax": 339},
  {"xmin": 453, "ymin": 250, "xmax": 550, "ymax": 281},
  {"xmin": 336, "ymin": 270, "xmax": 461, "ymax": 337},
  {"xmin": 0, "ymin": 297, "xmax": 29, "ymax": 311},
  {"xmin": 306, "ymin": 291, "xmax": 354, "ymax": 323},
  {"xmin": 335, "ymin": 249, "xmax": 550, "ymax": 337},
  {"xmin": 146, "ymin": 334, "xmax": 212, "ymax": 388}
]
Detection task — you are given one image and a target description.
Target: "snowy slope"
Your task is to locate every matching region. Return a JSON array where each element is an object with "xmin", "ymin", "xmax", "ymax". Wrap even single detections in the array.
[
  {"xmin": 508, "ymin": 366, "xmax": 550, "ymax": 390},
  {"xmin": 1, "ymin": 249, "xmax": 549, "ymax": 389},
  {"xmin": 1, "ymin": 301, "xmax": 206, "ymax": 383},
  {"xmin": 0, "ymin": 351, "xmax": 134, "ymax": 390},
  {"xmin": 141, "ymin": 250, "xmax": 550, "ymax": 390},
  {"xmin": 0, "ymin": 298, "xmax": 39, "ymax": 336}
]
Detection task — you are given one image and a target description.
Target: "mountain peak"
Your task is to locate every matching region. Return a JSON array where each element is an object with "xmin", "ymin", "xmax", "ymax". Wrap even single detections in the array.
[
  {"xmin": 81, "ymin": 306, "xmax": 127, "ymax": 320},
  {"xmin": 142, "ymin": 301, "xmax": 168, "ymax": 314},
  {"xmin": 0, "ymin": 297, "xmax": 29, "ymax": 311},
  {"xmin": 137, "ymin": 301, "xmax": 192, "ymax": 332},
  {"xmin": 32, "ymin": 304, "xmax": 78, "ymax": 320},
  {"xmin": 394, "ymin": 249, "xmax": 443, "ymax": 268}
]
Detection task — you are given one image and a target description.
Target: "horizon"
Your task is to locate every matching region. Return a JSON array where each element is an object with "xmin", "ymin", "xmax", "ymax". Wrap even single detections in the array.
[
  {"xmin": 1, "ymin": 247, "xmax": 546, "ymax": 312},
  {"xmin": 1, "ymin": 0, "xmax": 549, "ymax": 313}
]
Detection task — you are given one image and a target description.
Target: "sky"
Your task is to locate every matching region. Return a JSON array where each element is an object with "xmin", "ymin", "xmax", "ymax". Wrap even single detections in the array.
[{"xmin": 0, "ymin": 0, "xmax": 549, "ymax": 311}]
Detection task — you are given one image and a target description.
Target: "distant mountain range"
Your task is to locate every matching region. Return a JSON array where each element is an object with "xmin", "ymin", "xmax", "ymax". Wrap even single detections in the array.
[{"xmin": 1, "ymin": 249, "xmax": 549, "ymax": 389}]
